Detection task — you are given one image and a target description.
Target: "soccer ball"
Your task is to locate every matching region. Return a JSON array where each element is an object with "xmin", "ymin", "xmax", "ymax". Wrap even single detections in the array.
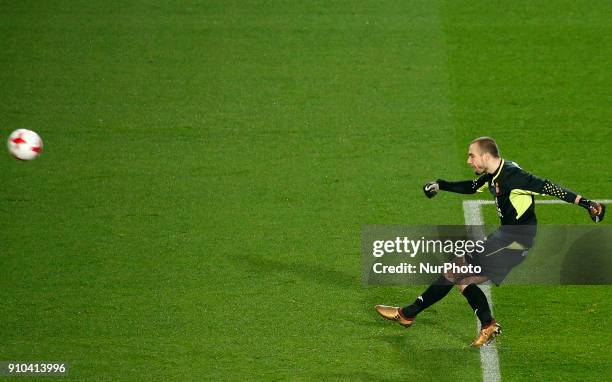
[{"xmin": 7, "ymin": 129, "xmax": 43, "ymax": 160}]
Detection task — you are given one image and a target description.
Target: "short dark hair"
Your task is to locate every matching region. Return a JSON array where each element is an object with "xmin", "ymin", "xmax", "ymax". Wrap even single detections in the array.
[{"xmin": 471, "ymin": 137, "xmax": 500, "ymax": 158}]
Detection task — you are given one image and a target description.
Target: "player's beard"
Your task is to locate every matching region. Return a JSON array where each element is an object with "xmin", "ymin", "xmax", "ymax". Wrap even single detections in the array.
[{"xmin": 471, "ymin": 165, "xmax": 485, "ymax": 175}]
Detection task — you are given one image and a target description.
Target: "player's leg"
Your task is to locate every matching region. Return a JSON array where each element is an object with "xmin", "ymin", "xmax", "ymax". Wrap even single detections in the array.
[
  {"xmin": 461, "ymin": 228, "xmax": 527, "ymax": 329},
  {"xmin": 375, "ymin": 258, "xmax": 470, "ymax": 328},
  {"xmin": 456, "ymin": 276, "xmax": 495, "ymax": 328},
  {"xmin": 456, "ymin": 275, "xmax": 502, "ymax": 347},
  {"xmin": 375, "ymin": 274, "xmax": 454, "ymax": 327},
  {"xmin": 402, "ymin": 273, "xmax": 455, "ymax": 317},
  {"xmin": 457, "ymin": 226, "xmax": 530, "ymax": 347}
]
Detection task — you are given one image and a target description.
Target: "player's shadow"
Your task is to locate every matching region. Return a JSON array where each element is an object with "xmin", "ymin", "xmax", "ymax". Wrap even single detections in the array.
[
  {"xmin": 375, "ymin": 314, "xmax": 469, "ymax": 348},
  {"xmin": 313, "ymin": 371, "xmax": 400, "ymax": 382},
  {"xmin": 368, "ymin": 330, "xmax": 474, "ymax": 380},
  {"xmin": 560, "ymin": 227, "xmax": 612, "ymax": 284},
  {"xmin": 314, "ymin": 329, "xmax": 471, "ymax": 381},
  {"xmin": 235, "ymin": 253, "xmax": 359, "ymax": 289}
]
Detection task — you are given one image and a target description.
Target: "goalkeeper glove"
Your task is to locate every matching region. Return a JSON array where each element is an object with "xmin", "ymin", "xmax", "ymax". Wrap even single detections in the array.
[
  {"xmin": 423, "ymin": 181, "xmax": 439, "ymax": 199},
  {"xmin": 578, "ymin": 198, "xmax": 605, "ymax": 222}
]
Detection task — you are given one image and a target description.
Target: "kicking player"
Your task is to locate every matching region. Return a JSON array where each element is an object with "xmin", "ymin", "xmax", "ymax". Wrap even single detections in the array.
[{"xmin": 375, "ymin": 137, "xmax": 605, "ymax": 347}]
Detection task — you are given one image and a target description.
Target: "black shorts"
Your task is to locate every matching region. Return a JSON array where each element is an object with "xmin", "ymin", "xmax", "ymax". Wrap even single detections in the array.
[{"xmin": 465, "ymin": 228, "xmax": 534, "ymax": 285}]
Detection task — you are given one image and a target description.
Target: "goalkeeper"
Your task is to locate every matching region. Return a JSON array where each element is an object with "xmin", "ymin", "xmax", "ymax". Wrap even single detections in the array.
[{"xmin": 375, "ymin": 137, "xmax": 605, "ymax": 347}]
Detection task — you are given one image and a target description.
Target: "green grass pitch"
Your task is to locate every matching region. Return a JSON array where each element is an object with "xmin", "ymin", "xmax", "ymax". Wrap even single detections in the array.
[{"xmin": 0, "ymin": 1, "xmax": 610, "ymax": 380}]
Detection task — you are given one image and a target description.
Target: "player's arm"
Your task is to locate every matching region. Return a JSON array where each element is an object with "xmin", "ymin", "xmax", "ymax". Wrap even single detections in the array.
[
  {"xmin": 541, "ymin": 181, "xmax": 605, "ymax": 222},
  {"xmin": 508, "ymin": 166, "xmax": 605, "ymax": 222},
  {"xmin": 423, "ymin": 175, "xmax": 488, "ymax": 198}
]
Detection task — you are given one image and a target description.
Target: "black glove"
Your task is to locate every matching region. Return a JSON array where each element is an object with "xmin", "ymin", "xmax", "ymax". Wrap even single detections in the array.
[
  {"xmin": 578, "ymin": 198, "xmax": 605, "ymax": 222},
  {"xmin": 423, "ymin": 181, "xmax": 439, "ymax": 199}
]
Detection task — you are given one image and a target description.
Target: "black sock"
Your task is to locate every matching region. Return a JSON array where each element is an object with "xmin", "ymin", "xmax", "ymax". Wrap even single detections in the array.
[
  {"xmin": 401, "ymin": 275, "xmax": 453, "ymax": 318},
  {"xmin": 462, "ymin": 284, "xmax": 493, "ymax": 327}
]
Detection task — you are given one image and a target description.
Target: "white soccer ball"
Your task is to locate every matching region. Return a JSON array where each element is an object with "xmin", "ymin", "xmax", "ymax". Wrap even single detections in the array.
[{"xmin": 7, "ymin": 129, "xmax": 43, "ymax": 160}]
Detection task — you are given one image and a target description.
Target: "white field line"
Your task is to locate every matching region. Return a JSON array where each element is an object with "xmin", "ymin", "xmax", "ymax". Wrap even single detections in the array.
[
  {"xmin": 463, "ymin": 198, "xmax": 611, "ymax": 382},
  {"xmin": 463, "ymin": 200, "xmax": 500, "ymax": 382}
]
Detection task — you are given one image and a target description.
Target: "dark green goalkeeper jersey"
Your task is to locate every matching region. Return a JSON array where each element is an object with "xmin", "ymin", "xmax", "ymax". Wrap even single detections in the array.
[{"xmin": 437, "ymin": 159, "xmax": 578, "ymax": 225}]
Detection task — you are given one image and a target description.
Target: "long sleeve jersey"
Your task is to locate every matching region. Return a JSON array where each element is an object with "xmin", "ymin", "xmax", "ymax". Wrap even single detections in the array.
[{"xmin": 437, "ymin": 159, "xmax": 577, "ymax": 225}]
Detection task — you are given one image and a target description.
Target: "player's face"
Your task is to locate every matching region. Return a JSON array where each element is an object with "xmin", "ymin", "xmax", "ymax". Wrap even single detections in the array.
[{"xmin": 467, "ymin": 143, "xmax": 486, "ymax": 175}]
